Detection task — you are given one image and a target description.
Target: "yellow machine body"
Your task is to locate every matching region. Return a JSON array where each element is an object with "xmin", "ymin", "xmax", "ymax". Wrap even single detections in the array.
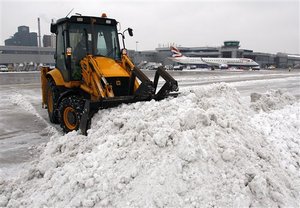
[
  {"xmin": 41, "ymin": 14, "xmax": 178, "ymax": 134},
  {"xmin": 41, "ymin": 55, "xmax": 139, "ymax": 107}
]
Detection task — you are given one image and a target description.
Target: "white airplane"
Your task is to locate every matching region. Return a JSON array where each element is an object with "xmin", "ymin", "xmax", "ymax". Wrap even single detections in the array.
[{"xmin": 169, "ymin": 46, "xmax": 260, "ymax": 69}]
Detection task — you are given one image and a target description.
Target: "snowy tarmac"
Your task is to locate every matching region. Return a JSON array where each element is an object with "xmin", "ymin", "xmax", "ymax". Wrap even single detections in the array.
[
  {"xmin": 0, "ymin": 70, "xmax": 300, "ymax": 207},
  {"xmin": 0, "ymin": 69, "xmax": 299, "ymax": 173}
]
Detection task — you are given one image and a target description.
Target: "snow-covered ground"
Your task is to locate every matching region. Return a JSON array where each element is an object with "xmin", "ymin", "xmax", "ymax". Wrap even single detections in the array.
[{"xmin": 0, "ymin": 70, "xmax": 299, "ymax": 207}]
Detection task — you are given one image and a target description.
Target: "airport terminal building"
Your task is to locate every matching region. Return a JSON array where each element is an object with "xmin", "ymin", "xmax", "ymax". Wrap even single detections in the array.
[
  {"xmin": 132, "ymin": 41, "xmax": 300, "ymax": 69},
  {"xmin": 0, "ymin": 45, "xmax": 55, "ymax": 71},
  {"xmin": 0, "ymin": 40, "xmax": 299, "ymax": 70}
]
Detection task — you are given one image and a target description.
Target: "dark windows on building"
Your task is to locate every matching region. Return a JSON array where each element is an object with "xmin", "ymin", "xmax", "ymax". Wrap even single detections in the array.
[
  {"xmin": 223, "ymin": 41, "xmax": 240, "ymax": 48},
  {"xmin": 43, "ymin": 35, "xmax": 55, "ymax": 47},
  {"xmin": 222, "ymin": 51, "xmax": 232, "ymax": 58}
]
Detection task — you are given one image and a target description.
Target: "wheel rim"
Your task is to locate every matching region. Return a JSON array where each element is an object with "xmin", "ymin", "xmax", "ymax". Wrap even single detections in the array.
[
  {"xmin": 63, "ymin": 107, "xmax": 77, "ymax": 130},
  {"xmin": 47, "ymin": 89, "xmax": 53, "ymax": 113}
]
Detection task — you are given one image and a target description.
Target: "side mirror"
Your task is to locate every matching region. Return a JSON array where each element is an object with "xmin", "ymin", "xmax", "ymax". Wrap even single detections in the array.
[
  {"xmin": 50, "ymin": 23, "xmax": 57, "ymax": 34},
  {"xmin": 120, "ymin": 28, "xmax": 134, "ymax": 49},
  {"xmin": 128, "ymin": 28, "xmax": 133, "ymax": 37}
]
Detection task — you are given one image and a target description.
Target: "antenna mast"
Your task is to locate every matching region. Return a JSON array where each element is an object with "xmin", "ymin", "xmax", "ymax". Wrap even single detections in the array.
[{"xmin": 66, "ymin": 8, "xmax": 74, "ymax": 17}]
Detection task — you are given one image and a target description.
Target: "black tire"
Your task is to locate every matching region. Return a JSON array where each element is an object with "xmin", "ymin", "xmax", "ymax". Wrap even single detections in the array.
[
  {"xmin": 46, "ymin": 78, "xmax": 60, "ymax": 124},
  {"xmin": 59, "ymin": 96, "xmax": 84, "ymax": 133}
]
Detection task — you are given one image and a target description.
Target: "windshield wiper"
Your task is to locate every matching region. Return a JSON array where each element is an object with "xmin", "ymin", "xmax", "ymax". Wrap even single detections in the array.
[{"xmin": 106, "ymin": 47, "xmax": 117, "ymax": 58}]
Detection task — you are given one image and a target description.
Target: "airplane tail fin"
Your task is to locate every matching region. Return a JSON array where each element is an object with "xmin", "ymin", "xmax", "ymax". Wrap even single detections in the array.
[{"xmin": 170, "ymin": 46, "xmax": 184, "ymax": 58}]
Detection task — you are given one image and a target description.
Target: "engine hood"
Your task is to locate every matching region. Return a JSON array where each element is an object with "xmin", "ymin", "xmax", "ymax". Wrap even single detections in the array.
[{"xmin": 92, "ymin": 56, "xmax": 129, "ymax": 78}]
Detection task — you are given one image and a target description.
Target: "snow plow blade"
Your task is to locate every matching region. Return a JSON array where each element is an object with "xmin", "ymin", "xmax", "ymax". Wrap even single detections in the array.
[{"xmin": 80, "ymin": 66, "xmax": 178, "ymax": 135}]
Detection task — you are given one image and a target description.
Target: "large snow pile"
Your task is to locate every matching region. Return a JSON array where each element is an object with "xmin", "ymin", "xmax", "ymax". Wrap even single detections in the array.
[
  {"xmin": 250, "ymin": 89, "xmax": 296, "ymax": 112},
  {"xmin": 1, "ymin": 83, "xmax": 299, "ymax": 207}
]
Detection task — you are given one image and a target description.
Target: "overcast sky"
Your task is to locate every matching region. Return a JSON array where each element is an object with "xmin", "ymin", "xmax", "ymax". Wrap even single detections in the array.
[{"xmin": 0, "ymin": 0, "xmax": 299, "ymax": 54}]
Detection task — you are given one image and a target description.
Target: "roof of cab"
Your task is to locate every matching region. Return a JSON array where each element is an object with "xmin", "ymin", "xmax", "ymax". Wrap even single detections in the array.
[{"xmin": 54, "ymin": 15, "xmax": 117, "ymax": 26}]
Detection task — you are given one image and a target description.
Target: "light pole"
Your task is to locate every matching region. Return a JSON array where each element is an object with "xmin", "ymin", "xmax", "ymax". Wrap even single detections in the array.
[
  {"xmin": 37, "ymin": 17, "xmax": 42, "ymax": 65},
  {"xmin": 136, "ymin": 41, "xmax": 139, "ymax": 51}
]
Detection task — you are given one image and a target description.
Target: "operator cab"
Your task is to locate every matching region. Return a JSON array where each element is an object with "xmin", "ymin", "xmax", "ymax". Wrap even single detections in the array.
[{"xmin": 51, "ymin": 15, "xmax": 121, "ymax": 81}]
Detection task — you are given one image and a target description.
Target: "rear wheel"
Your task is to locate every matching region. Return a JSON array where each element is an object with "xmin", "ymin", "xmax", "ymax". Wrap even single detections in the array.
[
  {"xmin": 47, "ymin": 79, "xmax": 60, "ymax": 124},
  {"xmin": 59, "ymin": 96, "xmax": 84, "ymax": 133}
]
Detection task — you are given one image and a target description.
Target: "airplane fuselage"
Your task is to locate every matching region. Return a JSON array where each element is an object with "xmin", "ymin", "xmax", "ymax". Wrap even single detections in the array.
[{"xmin": 170, "ymin": 56, "xmax": 259, "ymax": 68}]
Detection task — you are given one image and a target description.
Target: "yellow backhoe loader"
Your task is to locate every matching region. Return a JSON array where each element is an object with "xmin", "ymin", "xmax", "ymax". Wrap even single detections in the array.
[{"xmin": 41, "ymin": 14, "xmax": 178, "ymax": 135}]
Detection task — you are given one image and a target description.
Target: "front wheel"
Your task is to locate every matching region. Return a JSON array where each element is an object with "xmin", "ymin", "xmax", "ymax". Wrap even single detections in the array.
[
  {"xmin": 47, "ymin": 79, "xmax": 60, "ymax": 124},
  {"xmin": 59, "ymin": 96, "xmax": 84, "ymax": 133}
]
